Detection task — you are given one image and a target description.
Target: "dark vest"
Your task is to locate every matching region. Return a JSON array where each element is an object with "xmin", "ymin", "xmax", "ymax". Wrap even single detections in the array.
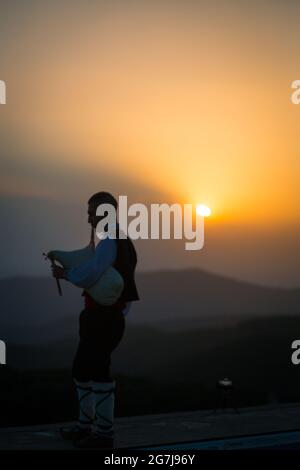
[{"xmin": 113, "ymin": 233, "xmax": 139, "ymax": 303}]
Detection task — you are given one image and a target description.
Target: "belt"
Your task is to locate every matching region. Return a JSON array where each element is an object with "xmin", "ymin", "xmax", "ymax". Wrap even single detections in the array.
[{"xmin": 82, "ymin": 291, "xmax": 126, "ymax": 311}]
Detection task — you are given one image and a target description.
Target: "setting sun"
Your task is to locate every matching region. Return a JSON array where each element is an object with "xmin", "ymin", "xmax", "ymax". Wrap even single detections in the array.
[{"xmin": 196, "ymin": 204, "xmax": 212, "ymax": 217}]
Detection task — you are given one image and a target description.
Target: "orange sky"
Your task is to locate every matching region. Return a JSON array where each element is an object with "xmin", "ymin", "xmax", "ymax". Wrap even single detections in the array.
[{"xmin": 0, "ymin": 1, "xmax": 299, "ymax": 285}]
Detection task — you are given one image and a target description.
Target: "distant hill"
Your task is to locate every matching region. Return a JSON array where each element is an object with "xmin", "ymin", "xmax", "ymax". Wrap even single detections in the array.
[
  {"xmin": 0, "ymin": 269, "xmax": 299, "ymax": 344},
  {"xmin": 1, "ymin": 271, "xmax": 300, "ymax": 426},
  {"xmin": 3, "ymin": 316, "xmax": 300, "ymax": 410}
]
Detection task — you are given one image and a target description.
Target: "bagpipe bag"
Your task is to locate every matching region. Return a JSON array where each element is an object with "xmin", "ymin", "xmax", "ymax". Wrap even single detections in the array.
[{"xmin": 48, "ymin": 245, "xmax": 124, "ymax": 306}]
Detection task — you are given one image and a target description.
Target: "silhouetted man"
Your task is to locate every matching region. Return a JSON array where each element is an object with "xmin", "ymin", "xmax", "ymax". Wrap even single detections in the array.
[{"xmin": 52, "ymin": 192, "xmax": 139, "ymax": 449}]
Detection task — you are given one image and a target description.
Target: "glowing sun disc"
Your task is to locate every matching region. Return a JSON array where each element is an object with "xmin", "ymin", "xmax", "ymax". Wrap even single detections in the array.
[{"xmin": 196, "ymin": 204, "xmax": 211, "ymax": 217}]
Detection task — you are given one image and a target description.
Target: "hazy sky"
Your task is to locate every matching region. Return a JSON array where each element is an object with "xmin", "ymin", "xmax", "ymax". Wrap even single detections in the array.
[{"xmin": 0, "ymin": 0, "xmax": 299, "ymax": 286}]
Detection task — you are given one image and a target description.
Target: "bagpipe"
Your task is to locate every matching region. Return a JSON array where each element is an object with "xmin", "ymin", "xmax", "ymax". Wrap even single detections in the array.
[{"xmin": 43, "ymin": 227, "xmax": 124, "ymax": 306}]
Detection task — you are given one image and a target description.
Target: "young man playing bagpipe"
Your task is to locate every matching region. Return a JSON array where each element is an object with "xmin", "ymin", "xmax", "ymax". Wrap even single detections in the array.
[{"xmin": 49, "ymin": 192, "xmax": 139, "ymax": 449}]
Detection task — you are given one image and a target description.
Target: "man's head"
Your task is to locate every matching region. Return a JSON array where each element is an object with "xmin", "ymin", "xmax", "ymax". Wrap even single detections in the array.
[{"xmin": 87, "ymin": 191, "xmax": 118, "ymax": 228}]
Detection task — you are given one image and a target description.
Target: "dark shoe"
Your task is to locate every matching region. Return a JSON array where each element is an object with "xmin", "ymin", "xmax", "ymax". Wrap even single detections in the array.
[
  {"xmin": 60, "ymin": 424, "xmax": 91, "ymax": 442},
  {"xmin": 74, "ymin": 433, "xmax": 114, "ymax": 449}
]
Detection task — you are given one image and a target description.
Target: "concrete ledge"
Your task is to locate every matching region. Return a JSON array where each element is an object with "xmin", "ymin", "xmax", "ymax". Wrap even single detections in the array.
[{"xmin": 1, "ymin": 402, "xmax": 300, "ymax": 450}]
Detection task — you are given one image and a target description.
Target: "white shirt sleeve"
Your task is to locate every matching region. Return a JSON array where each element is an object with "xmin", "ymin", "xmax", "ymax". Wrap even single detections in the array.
[{"xmin": 65, "ymin": 237, "xmax": 117, "ymax": 288}]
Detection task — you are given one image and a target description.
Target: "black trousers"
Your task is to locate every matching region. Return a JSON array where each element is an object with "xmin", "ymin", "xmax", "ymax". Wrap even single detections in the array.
[{"xmin": 72, "ymin": 305, "xmax": 125, "ymax": 382}]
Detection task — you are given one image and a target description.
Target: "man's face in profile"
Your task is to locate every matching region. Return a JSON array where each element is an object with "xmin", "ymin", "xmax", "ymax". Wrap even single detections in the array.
[{"xmin": 88, "ymin": 202, "xmax": 102, "ymax": 228}]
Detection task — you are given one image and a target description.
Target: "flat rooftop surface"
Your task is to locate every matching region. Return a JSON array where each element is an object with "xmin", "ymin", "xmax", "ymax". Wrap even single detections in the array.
[{"xmin": 1, "ymin": 402, "xmax": 300, "ymax": 450}]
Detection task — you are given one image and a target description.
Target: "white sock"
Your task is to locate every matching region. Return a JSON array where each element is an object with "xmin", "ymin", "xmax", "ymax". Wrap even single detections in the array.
[
  {"xmin": 74, "ymin": 379, "xmax": 95, "ymax": 430},
  {"xmin": 93, "ymin": 380, "xmax": 116, "ymax": 437}
]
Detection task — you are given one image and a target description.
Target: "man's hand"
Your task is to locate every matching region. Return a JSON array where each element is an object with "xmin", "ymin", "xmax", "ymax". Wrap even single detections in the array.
[{"xmin": 52, "ymin": 265, "xmax": 66, "ymax": 280}]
